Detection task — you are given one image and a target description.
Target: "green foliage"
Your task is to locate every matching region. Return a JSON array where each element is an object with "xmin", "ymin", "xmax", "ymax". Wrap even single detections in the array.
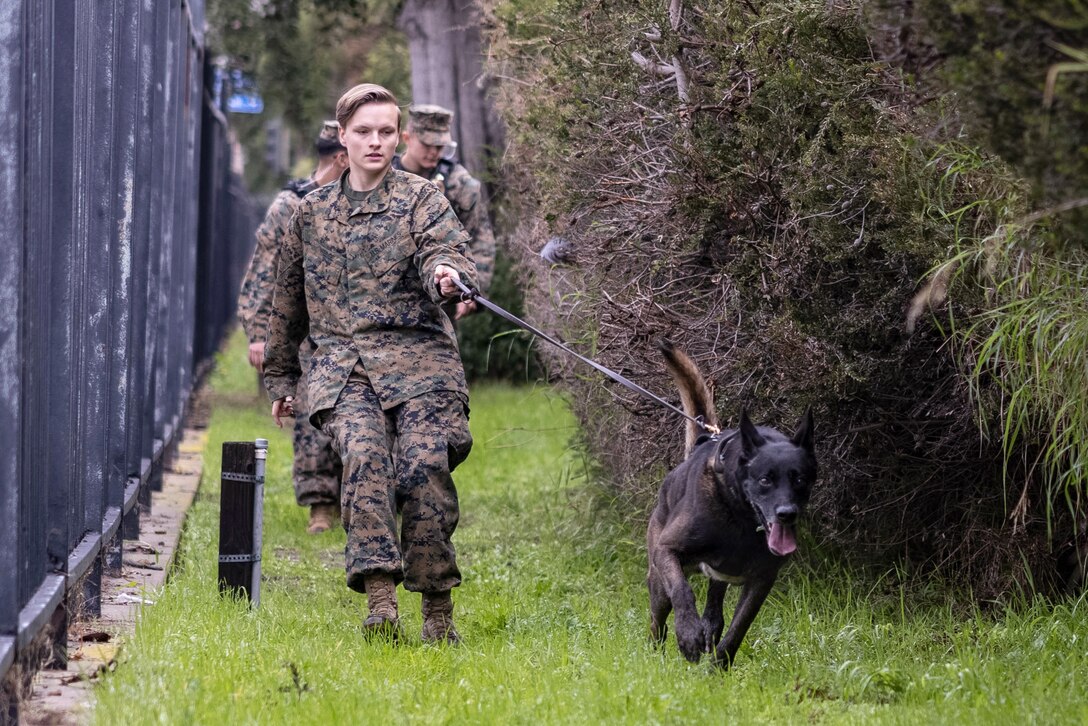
[
  {"xmin": 922, "ymin": 142, "xmax": 1088, "ymax": 536},
  {"xmin": 359, "ymin": 32, "xmax": 412, "ymax": 102},
  {"xmin": 969, "ymin": 254, "xmax": 1088, "ymax": 532},
  {"xmin": 489, "ymin": 0, "xmax": 1088, "ymax": 594},
  {"xmin": 907, "ymin": 0, "xmax": 1088, "ymax": 239},
  {"xmin": 458, "ymin": 250, "xmax": 544, "ymax": 382},
  {"xmin": 206, "ymin": 0, "xmax": 410, "ymax": 192},
  {"xmin": 903, "ymin": 0, "xmax": 1088, "ymax": 540}
]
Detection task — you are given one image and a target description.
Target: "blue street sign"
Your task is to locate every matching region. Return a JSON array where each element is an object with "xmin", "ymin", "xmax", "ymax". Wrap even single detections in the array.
[
  {"xmin": 225, "ymin": 68, "xmax": 264, "ymax": 114},
  {"xmin": 228, "ymin": 93, "xmax": 264, "ymax": 114}
]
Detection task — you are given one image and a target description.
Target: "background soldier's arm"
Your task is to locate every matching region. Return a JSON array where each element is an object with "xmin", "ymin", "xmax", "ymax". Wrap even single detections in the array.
[
  {"xmin": 237, "ymin": 192, "xmax": 295, "ymax": 342},
  {"xmin": 460, "ymin": 177, "xmax": 496, "ymax": 293},
  {"xmin": 263, "ymin": 208, "xmax": 309, "ymax": 401}
]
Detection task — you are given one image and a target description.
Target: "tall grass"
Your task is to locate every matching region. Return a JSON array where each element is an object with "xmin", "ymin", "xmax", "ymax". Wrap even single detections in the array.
[
  {"xmin": 92, "ymin": 328, "xmax": 1088, "ymax": 724},
  {"xmin": 921, "ymin": 142, "xmax": 1088, "ymax": 535}
]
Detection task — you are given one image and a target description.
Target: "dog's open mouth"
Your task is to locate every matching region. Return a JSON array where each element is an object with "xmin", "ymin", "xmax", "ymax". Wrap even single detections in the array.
[{"xmin": 766, "ymin": 522, "xmax": 797, "ymax": 557}]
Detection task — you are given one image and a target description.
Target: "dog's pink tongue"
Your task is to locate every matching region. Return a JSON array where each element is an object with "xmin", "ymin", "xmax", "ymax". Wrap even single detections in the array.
[{"xmin": 766, "ymin": 523, "xmax": 797, "ymax": 556}]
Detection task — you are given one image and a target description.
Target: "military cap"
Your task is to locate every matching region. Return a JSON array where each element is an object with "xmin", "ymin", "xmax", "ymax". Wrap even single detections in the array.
[
  {"xmin": 315, "ymin": 120, "xmax": 345, "ymax": 154},
  {"xmin": 408, "ymin": 104, "xmax": 453, "ymax": 147}
]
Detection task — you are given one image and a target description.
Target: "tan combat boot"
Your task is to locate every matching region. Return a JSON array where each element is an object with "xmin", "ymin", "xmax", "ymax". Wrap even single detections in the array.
[
  {"xmin": 362, "ymin": 575, "xmax": 400, "ymax": 640},
  {"xmin": 306, "ymin": 503, "xmax": 339, "ymax": 534},
  {"xmin": 421, "ymin": 591, "xmax": 460, "ymax": 645}
]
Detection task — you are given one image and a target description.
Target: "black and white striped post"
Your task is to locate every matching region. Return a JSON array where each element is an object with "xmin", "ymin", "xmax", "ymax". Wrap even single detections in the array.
[{"xmin": 217, "ymin": 438, "xmax": 267, "ymax": 606}]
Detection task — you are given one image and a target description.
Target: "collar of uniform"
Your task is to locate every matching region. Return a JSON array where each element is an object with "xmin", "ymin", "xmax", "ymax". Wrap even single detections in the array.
[
  {"xmin": 328, "ymin": 168, "xmax": 394, "ymax": 222},
  {"xmin": 392, "ymin": 153, "xmax": 436, "ymax": 181}
]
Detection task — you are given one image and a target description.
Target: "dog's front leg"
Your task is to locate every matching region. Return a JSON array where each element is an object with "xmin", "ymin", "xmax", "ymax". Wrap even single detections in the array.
[
  {"xmin": 651, "ymin": 548, "xmax": 704, "ymax": 662},
  {"xmin": 701, "ymin": 579, "xmax": 727, "ymax": 651},
  {"xmin": 714, "ymin": 578, "xmax": 774, "ymax": 669}
]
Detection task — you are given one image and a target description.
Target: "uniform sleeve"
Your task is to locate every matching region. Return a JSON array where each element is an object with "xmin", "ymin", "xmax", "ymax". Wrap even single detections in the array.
[
  {"xmin": 412, "ymin": 183, "xmax": 478, "ymax": 304},
  {"xmin": 237, "ymin": 192, "xmax": 295, "ymax": 343},
  {"xmin": 456, "ymin": 176, "xmax": 496, "ymax": 293},
  {"xmin": 262, "ymin": 206, "xmax": 309, "ymax": 402}
]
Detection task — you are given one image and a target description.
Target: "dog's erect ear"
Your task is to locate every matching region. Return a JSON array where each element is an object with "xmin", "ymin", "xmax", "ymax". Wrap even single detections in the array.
[
  {"xmin": 792, "ymin": 406, "xmax": 815, "ymax": 452},
  {"xmin": 711, "ymin": 433, "xmax": 734, "ymax": 472},
  {"xmin": 739, "ymin": 409, "xmax": 765, "ymax": 456}
]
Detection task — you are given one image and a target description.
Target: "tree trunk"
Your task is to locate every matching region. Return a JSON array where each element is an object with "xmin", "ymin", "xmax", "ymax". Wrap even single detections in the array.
[{"xmin": 397, "ymin": 0, "xmax": 503, "ymax": 177}]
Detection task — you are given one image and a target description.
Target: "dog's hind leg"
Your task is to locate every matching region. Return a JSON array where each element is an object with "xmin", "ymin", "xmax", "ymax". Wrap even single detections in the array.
[
  {"xmin": 701, "ymin": 579, "xmax": 726, "ymax": 652},
  {"xmin": 648, "ymin": 568, "xmax": 671, "ymax": 646}
]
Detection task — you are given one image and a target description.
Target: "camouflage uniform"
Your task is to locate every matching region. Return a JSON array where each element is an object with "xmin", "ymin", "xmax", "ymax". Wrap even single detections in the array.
[
  {"xmin": 237, "ymin": 177, "xmax": 341, "ymax": 508},
  {"xmin": 393, "ymin": 104, "xmax": 495, "ymax": 292},
  {"xmin": 263, "ymin": 169, "xmax": 477, "ymax": 594}
]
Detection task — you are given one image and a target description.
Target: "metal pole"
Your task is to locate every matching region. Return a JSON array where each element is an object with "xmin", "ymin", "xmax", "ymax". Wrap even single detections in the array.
[{"xmin": 251, "ymin": 438, "xmax": 266, "ymax": 607}]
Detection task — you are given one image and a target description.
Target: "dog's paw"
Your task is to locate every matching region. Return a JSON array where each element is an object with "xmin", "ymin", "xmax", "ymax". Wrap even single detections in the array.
[
  {"xmin": 673, "ymin": 613, "xmax": 705, "ymax": 663},
  {"xmin": 702, "ymin": 618, "xmax": 723, "ymax": 651},
  {"xmin": 649, "ymin": 622, "xmax": 668, "ymax": 647},
  {"xmin": 713, "ymin": 640, "xmax": 739, "ymax": 670}
]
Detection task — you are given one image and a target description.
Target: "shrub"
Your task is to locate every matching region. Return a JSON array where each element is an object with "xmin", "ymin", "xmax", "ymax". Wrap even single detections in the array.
[
  {"xmin": 459, "ymin": 249, "xmax": 544, "ymax": 382},
  {"xmin": 486, "ymin": 0, "xmax": 1088, "ymax": 596}
]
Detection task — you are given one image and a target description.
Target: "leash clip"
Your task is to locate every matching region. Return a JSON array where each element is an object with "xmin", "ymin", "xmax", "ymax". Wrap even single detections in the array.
[
  {"xmin": 695, "ymin": 416, "xmax": 722, "ymax": 436},
  {"xmin": 453, "ymin": 277, "xmax": 479, "ymax": 303}
]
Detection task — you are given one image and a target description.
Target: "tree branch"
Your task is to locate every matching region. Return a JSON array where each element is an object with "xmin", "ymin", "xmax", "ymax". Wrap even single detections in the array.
[
  {"xmin": 672, "ymin": 56, "xmax": 690, "ymax": 103},
  {"xmin": 669, "ymin": 0, "xmax": 683, "ymax": 30},
  {"xmin": 631, "ymin": 51, "xmax": 676, "ymax": 76}
]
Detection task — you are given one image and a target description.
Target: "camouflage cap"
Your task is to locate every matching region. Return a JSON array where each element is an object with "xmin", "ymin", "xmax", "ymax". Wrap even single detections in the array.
[
  {"xmin": 408, "ymin": 104, "xmax": 453, "ymax": 147},
  {"xmin": 315, "ymin": 120, "xmax": 345, "ymax": 154}
]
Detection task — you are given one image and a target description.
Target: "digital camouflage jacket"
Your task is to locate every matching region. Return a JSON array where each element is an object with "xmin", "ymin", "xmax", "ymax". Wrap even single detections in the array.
[
  {"xmin": 393, "ymin": 156, "xmax": 495, "ymax": 292},
  {"xmin": 263, "ymin": 169, "xmax": 478, "ymax": 414},
  {"xmin": 237, "ymin": 187, "xmax": 304, "ymax": 343}
]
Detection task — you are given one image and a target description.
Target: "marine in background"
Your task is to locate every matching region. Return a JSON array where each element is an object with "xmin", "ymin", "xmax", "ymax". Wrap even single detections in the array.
[
  {"xmin": 236, "ymin": 120, "xmax": 348, "ymax": 535},
  {"xmin": 393, "ymin": 104, "xmax": 495, "ymax": 320}
]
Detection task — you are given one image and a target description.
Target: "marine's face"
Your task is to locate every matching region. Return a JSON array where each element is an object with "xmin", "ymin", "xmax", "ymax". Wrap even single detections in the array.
[
  {"xmin": 339, "ymin": 102, "xmax": 400, "ymax": 182},
  {"xmin": 401, "ymin": 129, "xmax": 444, "ymax": 172}
]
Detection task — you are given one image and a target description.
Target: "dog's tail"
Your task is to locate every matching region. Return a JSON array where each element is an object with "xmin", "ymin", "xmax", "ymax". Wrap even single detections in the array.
[{"xmin": 658, "ymin": 339, "xmax": 717, "ymax": 457}]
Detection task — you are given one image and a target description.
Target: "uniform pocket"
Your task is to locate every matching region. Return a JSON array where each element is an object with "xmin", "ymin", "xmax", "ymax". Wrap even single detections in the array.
[
  {"xmin": 445, "ymin": 394, "xmax": 473, "ymax": 472},
  {"xmin": 370, "ymin": 248, "xmax": 415, "ymax": 280},
  {"xmin": 367, "ymin": 240, "xmax": 416, "ymax": 280},
  {"xmin": 362, "ymin": 214, "xmax": 417, "ymax": 279},
  {"xmin": 305, "ymin": 243, "xmax": 345, "ymax": 298}
]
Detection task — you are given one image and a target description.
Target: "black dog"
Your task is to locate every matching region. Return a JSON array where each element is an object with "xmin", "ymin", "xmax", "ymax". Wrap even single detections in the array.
[{"xmin": 647, "ymin": 341, "xmax": 816, "ymax": 667}]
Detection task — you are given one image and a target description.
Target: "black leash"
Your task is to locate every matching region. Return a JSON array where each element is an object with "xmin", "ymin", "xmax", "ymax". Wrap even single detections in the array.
[{"xmin": 453, "ymin": 279, "xmax": 718, "ymax": 434}]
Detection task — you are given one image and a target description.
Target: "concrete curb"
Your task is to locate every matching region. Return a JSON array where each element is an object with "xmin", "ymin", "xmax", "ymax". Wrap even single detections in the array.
[{"xmin": 21, "ymin": 427, "xmax": 207, "ymax": 725}]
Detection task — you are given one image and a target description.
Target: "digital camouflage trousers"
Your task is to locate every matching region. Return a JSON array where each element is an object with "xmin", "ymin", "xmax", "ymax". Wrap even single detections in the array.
[
  {"xmin": 318, "ymin": 374, "xmax": 472, "ymax": 594},
  {"xmin": 293, "ymin": 355, "xmax": 342, "ymax": 507}
]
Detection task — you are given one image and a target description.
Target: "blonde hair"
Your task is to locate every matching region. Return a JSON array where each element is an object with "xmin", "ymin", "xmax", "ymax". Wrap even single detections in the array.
[{"xmin": 335, "ymin": 84, "xmax": 400, "ymax": 130}]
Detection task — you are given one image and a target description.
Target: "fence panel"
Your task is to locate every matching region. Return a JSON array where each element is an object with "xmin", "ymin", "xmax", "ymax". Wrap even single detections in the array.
[
  {"xmin": 0, "ymin": 0, "xmax": 25, "ymax": 699},
  {"xmin": 0, "ymin": 0, "xmax": 257, "ymax": 717}
]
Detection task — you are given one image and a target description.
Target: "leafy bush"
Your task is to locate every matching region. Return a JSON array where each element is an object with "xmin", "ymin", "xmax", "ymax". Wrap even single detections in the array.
[
  {"xmin": 459, "ymin": 249, "xmax": 544, "ymax": 383},
  {"xmin": 486, "ymin": 0, "xmax": 1088, "ymax": 596}
]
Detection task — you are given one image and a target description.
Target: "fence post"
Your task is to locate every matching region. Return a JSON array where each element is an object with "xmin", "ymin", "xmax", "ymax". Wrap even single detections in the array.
[{"xmin": 217, "ymin": 439, "xmax": 266, "ymax": 605}]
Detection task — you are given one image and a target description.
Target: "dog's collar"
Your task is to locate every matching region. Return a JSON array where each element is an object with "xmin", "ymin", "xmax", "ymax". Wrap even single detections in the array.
[
  {"xmin": 703, "ymin": 431, "xmax": 736, "ymax": 446},
  {"xmin": 701, "ymin": 431, "xmax": 765, "ymax": 535}
]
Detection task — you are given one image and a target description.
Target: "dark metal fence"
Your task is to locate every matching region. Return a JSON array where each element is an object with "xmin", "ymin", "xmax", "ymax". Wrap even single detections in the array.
[{"xmin": 0, "ymin": 1, "xmax": 257, "ymax": 717}]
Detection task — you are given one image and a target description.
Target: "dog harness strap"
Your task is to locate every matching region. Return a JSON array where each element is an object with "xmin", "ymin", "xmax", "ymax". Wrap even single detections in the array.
[{"xmin": 454, "ymin": 279, "xmax": 718, "ymax": 434}]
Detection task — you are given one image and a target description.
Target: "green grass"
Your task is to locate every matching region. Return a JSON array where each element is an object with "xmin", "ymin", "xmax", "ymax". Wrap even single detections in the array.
[{"xmin": 94, "ymin": 328, "xmax": 1088, "ymax": 724}]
